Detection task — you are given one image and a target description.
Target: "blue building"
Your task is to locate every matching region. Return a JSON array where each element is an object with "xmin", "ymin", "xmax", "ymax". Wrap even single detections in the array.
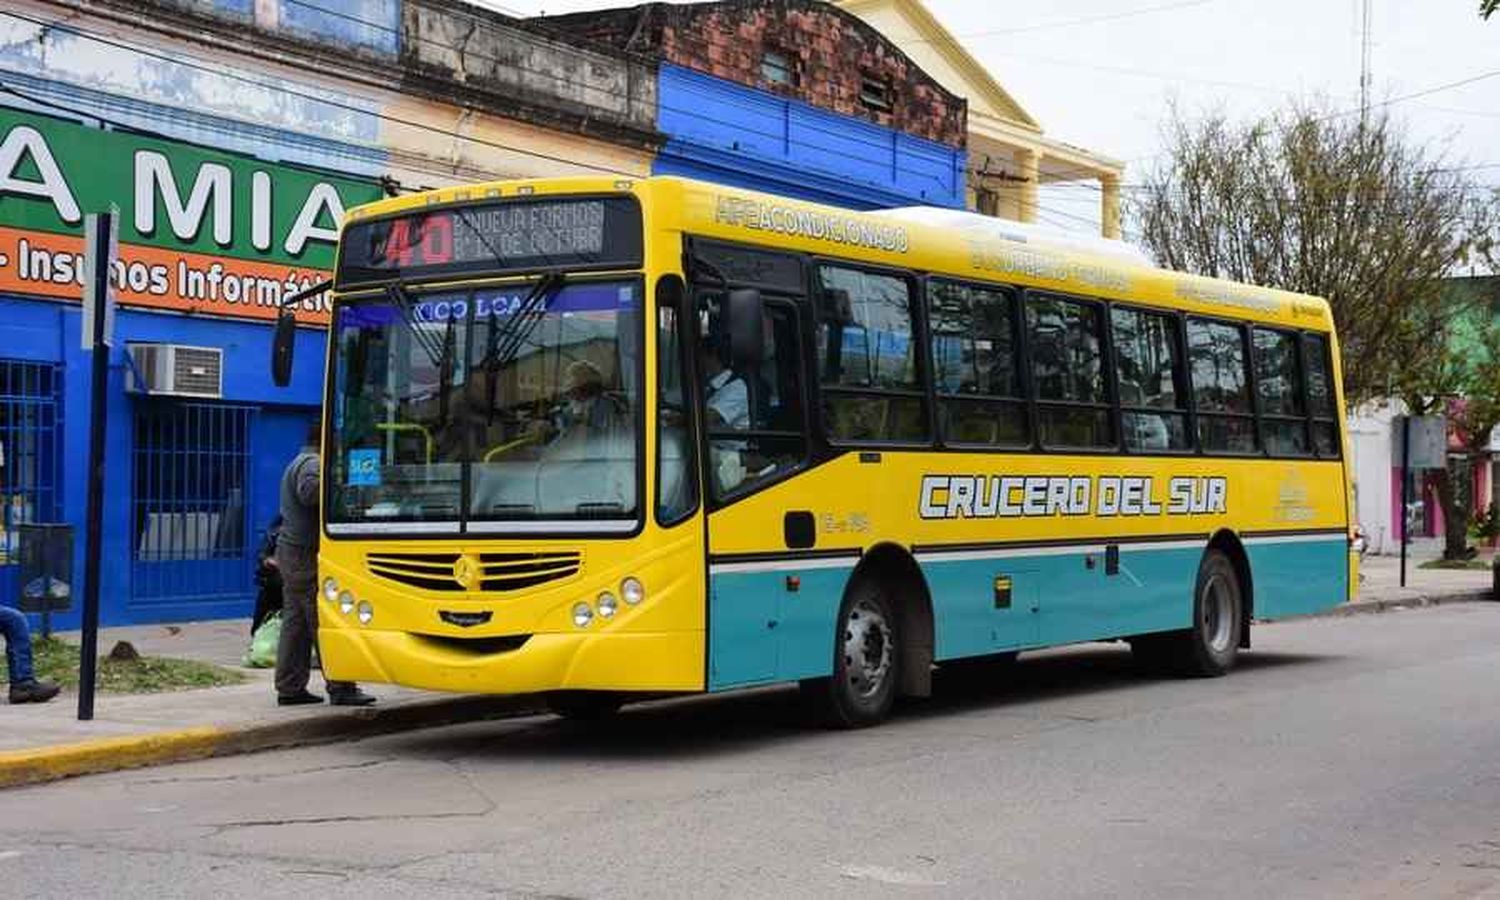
[
  {"xmin": 537, "ymin": 0, "xmax": 970, "ymax": 212},
  {"xmin": 0, "ymin": 0, "xmax": 659, "ymax": 628}
]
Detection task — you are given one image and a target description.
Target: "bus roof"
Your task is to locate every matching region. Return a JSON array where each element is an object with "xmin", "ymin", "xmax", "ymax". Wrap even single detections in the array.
[{"xmin": 343, "ymin": 175, "xmax": 1334, "ymax": 332}]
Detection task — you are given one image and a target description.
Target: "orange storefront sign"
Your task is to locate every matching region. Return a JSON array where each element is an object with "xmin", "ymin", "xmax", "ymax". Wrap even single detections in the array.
[{"xmin": 0, "ymin": 226, "xmax": 333, "ymax": 325}]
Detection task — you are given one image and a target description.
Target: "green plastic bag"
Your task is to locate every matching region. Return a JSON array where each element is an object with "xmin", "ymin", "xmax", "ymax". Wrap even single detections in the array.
[{"xmin": 244, "ymin": 612, "xmax": 281, "ymax": 668}]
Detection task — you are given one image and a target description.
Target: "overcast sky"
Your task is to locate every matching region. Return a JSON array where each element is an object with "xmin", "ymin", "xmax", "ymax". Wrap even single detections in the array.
[{"xmin": 470, "ymin": 0, "xmax": 1500, "ymax": 234}]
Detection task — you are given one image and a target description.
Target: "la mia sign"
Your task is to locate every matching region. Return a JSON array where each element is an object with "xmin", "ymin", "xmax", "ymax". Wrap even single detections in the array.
[{"xmin": 0, "ymin": 124, "xmax": 349, "ymax": 257}]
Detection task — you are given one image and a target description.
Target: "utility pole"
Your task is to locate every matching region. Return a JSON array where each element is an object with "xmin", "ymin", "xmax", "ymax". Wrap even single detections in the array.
[
  {"xmin": 1399, "ymin": 414, "xmax": 1410, "ymax": 589},
  {"xmin": 77, "ymin": 211, "xmax": 117, "ymax": 722},
  {"xmin": 1359, "ymin": 0, "xmax": 1373, "ymax": 125}
]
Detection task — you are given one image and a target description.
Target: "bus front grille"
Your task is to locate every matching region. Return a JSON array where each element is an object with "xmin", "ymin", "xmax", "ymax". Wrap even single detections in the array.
[
  {"xmin": 365, "ymin": 551, "xmax": 582, "ymax": 593},
  {"xmin": 479, "ymin": 551, "xmax": 583, "ymax": 591}
]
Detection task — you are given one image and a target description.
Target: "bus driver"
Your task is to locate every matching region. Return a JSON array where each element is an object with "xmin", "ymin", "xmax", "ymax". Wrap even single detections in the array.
[{"xmin": 699, "ymin": 339, "xmax": 750, "ymax": 492}]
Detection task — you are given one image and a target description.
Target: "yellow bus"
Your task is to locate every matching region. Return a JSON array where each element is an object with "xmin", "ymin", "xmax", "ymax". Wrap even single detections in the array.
[{"xmin": 272, "ymin": 175, "xmax": 1354, "ymax": 727}]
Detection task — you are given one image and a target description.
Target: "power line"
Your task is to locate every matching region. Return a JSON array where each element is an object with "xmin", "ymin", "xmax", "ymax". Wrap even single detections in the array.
[
  {"xmin": 1, "ymin": 9, "xmax": 643, "ymax": 178},
  {"xmin": 1036, "ymin": 66, "xmax": 1500, "ymax": 185},
  {"xmin": 983, "ymin": 51, "xmax": 1334, "ymax": 98},
  {"xmin": 273, "ymin": 0, "xmax": 987, "ymax": 184},
  {"xmin": 908, "ymin": 0, "xmax": 1219, "ymax": 42},
  {"xmin": 0, "ymin": 80, "xmax": 172, "ymax": 141}
]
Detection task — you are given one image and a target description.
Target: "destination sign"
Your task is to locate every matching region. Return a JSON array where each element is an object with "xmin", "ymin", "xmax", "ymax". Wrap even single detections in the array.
[{"xmin": 336, "ymin": 196, "xmax": 641, "ymax": 285}]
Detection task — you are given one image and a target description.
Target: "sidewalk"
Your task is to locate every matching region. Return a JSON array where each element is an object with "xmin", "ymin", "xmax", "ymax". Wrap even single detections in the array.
[
  {"xmin": 0, "ymin": 620, "xmax": 542, "ymax": 788},
  {"xmin": 0, "ymin": 551, "xmax": 1493, "ymax": 789},
  {"xmin": 1345, "ymin": 550, "xmax": 1495, "ymax": 611}
]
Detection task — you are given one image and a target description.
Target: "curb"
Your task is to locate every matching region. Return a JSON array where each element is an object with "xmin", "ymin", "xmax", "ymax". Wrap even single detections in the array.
[
  {"xmin": 1269, "ymin": 588, "xmax": 1494, "ymax": 622},
  {"xmin": 0, "ymin": 694, "xmax": 545, "ymax": 790}
]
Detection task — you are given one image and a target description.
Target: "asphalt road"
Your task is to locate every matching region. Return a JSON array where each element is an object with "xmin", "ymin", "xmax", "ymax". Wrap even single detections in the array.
[{"xmin": 3, "ymin": 604, "xmax": 1499, "ymax": 900}]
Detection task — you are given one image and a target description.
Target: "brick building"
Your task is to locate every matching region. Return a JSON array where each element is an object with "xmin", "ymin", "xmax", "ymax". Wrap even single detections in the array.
[{"xmin": 536, "ymin": 0, "xmax": 970, "ymax": 209}]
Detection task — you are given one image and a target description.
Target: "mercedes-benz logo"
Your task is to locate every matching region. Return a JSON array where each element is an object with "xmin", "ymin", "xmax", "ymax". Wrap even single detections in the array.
[{"xmin": 453, "ymin": 556, "xmax": 480, "ymax": 590}]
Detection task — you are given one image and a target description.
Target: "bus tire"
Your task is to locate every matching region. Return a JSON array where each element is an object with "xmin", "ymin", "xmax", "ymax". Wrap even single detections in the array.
[
  {"xmin": 1156, "ymin": 548, "xmax": 1243, "ymax": 677},
  {"xmin": 804, "ymin": 581, "xmax": 900, "ymax": 728},
  {"xmin": 546, "ymin": 691, "xmax": 624, "ymax": 721}
]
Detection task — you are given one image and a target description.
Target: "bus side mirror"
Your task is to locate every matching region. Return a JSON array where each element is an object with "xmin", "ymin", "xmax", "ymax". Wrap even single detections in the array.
[
  {"xmin": 271, "ymin": 308, "xmax": 296, "ymax": 387},
  {"xmin": 726, "ymin": 288, "xmax": 765, "ymax": 369}
]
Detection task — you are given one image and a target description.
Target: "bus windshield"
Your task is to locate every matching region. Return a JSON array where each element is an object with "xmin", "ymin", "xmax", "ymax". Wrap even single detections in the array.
[{"xmin": 327, "ymin": 279, "xmax": 642, "ymax": 531}]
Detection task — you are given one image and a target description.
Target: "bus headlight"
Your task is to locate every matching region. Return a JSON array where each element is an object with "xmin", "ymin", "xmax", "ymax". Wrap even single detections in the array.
[
  {"xmin": 356, "ymin": 600, "xmax": 374, "ymax": 625},
  {"xmin": 323, "ymin": 578, "xmax": 339, "ymax": 603},
  {"xmin": 572, "ymin": 602, "xmax": 593, "ymax": 628},
  {"xmin": 338, "ymin": 591, "xmax": 356, "ymax": 616},
  {"xmin": 621, "ymin": 577, "xmax": 644, "ymax": 606},
  {"xmin": 597, "ymin": 592, "xmax": 618, "ymax": 618}
]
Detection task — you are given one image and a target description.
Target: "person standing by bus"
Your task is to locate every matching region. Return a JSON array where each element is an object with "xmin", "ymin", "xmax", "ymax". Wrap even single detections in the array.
[{"xmin": 274, "ymin": 423, "xmax": 375, "ymax": 707}]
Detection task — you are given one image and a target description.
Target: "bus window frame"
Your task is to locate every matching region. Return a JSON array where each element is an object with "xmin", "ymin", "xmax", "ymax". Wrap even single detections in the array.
[
  {"xmin": 678, "ymin": 234, "xmax": 1346, "ymax": 468},
  {"xmin": 924, "ymin": 276, "xmax": 1032, "ymax": 451},
  {"xmin": 810, "ymin": 258, "xmax": 934, "ymax": 450},
  {"xmin": 319, "ymin": 271, "xmax": 650, "ymax": 542},
  {"xmin": 1299, "ymin": 330, "xmax": 1343, "ymax": 460},
  {"xmin": 1250, "ymin": 324, "xmax": 1314, "ymax": 459},
  {"xmin": 685, "ymin": 239, "xmax": 815, "ymax": 512},
  {"xmin": 1184, "ymin": 313, "xmax": 1263, "ymax": 458},
  {"xmin": 699, "ymin": 295, "xmax": 814, "ymax": 507},
  {"xmin": 654, "ymin": 273, "xmax": 701, "ymax": 529},
  {"xmin": 1022, "ymin": 289, "xmax": 1119, "ymax": 453},
  {"xmin": 1107, "ymin": 301, "xmax": 1194, "ymax": 457}
]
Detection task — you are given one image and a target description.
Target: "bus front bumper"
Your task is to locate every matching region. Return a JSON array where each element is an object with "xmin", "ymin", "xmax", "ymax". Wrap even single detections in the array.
[{"xmin": 318, "ymin": 627, "xmax": 706, "ymax": 695}]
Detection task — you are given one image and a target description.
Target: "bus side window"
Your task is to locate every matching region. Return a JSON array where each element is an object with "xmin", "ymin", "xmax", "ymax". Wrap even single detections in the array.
[
  {"xmin": 928, "ymin": 280, "xmax": 1028, "ymax": 447},
  {"xmin": 1302, "ymin": 333, "xmax": 1341, "ymax": 457},
  {"xmin": 1186, "ymin": 317, "xmax": 1257, "ymax": 454},
  {"xmin": 1252, "ymin": 327, "xmax": 1310, "ymax": 457},
  {"xmin": 1111, "ymin": 306, "xmax": 1189, "ymax": 452},
  {"xmin": 656, "ymin": 277, "xmax": 698, "ymax": 525},
  {"xmin": 814, "ymin": 265, "xmax": 928, "ymax": 443},
  {"xmin": 697, "ymin": 294, "xmax": 807, "ymax": 500},
  {"xmin": 1026, "ymin": 294, "xmax": 1114, "ymax": 449}
]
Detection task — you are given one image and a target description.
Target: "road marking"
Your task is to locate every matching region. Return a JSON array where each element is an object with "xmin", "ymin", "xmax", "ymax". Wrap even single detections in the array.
[{"xmin": 839, "ymin": 864, "xmax": 947, "ymax": 887}]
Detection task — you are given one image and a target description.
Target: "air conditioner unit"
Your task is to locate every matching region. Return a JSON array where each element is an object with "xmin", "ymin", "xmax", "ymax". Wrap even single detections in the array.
[{"xmin": 126, "ymin": 343, "xmax": 224, "ymax": 398}]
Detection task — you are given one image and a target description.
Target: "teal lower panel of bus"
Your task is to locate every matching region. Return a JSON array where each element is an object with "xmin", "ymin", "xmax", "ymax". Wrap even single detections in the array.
[
  {"xmin": 707, "ymin": 561, "xmax": 855, "ymax": 691},
  {"xmin": 922, "ymin": 544, "xmax": 1203, "ymax": 660},
  {"xmin": 705, "ymin": 537, "xmax": 1346, "ymax": 691},
  {"xmin": 1246, "ymin": 537, "xmax": 1348, "ymax": 619}
]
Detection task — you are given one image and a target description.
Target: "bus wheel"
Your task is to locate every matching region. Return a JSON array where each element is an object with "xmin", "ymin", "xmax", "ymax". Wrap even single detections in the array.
[
  {"xmin": 546, "ymin": 691, "xmax": 624, "ymax": 721},
  {"xmin": 1170, "ymin": 549, "xmax": 1242, "ymax": 675},
  {"xmin": 1146, "ymin": 549, "xmax": 1243, "ymax": 677},
  {"xmin": 804, "ymin": 583, "xmax": 900, "ymax": 728}
]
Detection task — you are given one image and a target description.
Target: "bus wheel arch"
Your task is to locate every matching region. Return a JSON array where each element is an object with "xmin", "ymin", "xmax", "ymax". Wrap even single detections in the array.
[
  {"xmin": 802, "ymin": 542, "xmax": 935, "ymax": 727},
  {"xmin": 854, "ymin": 542, "xmax": 934, "ymax": 700},
  {"xmin": 1207, "ymin": 529, "xmax": 1254, "ymax": 649}
]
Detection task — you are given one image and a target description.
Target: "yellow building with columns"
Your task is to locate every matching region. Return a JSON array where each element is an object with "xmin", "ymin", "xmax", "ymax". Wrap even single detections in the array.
[{"xmin": 837, "ymin": 0, "xmax": 1124, "ymax": 237}]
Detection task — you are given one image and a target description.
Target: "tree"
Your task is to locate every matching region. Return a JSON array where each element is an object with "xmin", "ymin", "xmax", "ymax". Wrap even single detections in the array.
[
  {"xmin": 1136, "ymin": 104, "xmax": 1491, "ymax": 407},
  {"xmin": 1395, "ymin": 309, "xmax": 1500, "ymax": 559},
  {"xmin": 1134, "ymin": 103, "xmax": 1500, "ymax": 558},
  {"xmin": 1484, "ymin": 0, "xmax": 1498, "ymax": 20}
]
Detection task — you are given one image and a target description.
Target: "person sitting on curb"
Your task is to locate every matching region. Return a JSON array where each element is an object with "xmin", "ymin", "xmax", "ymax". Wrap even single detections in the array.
[{"xmin": 0, "ymin": 606, "xmax": 60, "ymax": 704}]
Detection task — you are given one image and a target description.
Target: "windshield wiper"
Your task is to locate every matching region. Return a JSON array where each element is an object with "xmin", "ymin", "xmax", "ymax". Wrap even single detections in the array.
[
  {"xmin": 483, "ymin": 272, "xmax": 565, "ymax": 420},
  {"xmin": 438, "ymin": 303, "xmax": 457, "ymax": 426},
  {"xmin": 384, "ymin": 280, "xmax": 446, "ymax": 368},
  {"xmin": 494, "ymin": 272, "xmax": 565, "ymax": 369}
]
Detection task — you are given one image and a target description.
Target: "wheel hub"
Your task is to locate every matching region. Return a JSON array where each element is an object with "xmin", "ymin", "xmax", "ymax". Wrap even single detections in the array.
[
  {"xmin": 1201, "ymin": 573, "xmax": 1234, "ymax": 653},
  {"xmin": 843, "ymin": 599, "xmax": 893, "ymax": 699}
]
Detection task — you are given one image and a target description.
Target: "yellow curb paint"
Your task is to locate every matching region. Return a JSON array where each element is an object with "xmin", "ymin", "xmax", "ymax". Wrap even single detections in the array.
[{"xmin": 0, "ymin": 726, "xmax": 225, "ymax": 789}]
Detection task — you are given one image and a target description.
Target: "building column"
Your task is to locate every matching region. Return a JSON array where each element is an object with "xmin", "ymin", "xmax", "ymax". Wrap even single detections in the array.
[
  {"xmin": 1101, "ymin": 173, "xmax": 1122, "ymax": 239},
  {"xmin": 1017, "ymin": 149, "xmax": 1039, "ymax": 224}
]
